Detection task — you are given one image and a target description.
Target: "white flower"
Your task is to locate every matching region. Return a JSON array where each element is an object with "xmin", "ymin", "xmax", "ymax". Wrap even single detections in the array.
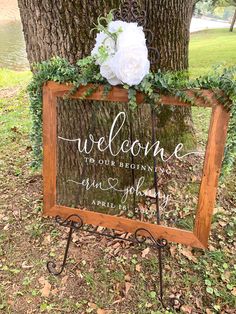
[
  {"xmin": 91, "ymin": 20, "xmax": 150, "ymax": 86},
  {"xmin": 117, "ymin": 23, "xmax": 146, "ymax": 50},
  {"xmin": 112, "ymin": 46, "xmax": 150, "ymax": 86},
  {"xmin": 100, "ymin": 59, "xmax": 122, "ymax": 86},
  {"xmin": 91, "ymin": 32, "xmax": 115, "ymax": 65},
  {"xmin": 108, "ymin": 20, "xmax": 127, "ymax": 33},
  {"xmin": 91, "ymin": 32, "xmax": 106, "ymax": 55}
]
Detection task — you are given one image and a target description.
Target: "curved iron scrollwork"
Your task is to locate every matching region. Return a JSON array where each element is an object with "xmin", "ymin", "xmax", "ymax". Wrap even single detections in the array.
[
  {"xmin": 47, "ymin": 214, "xmax": 83, "ymax": 276},
  {"xmin": 46, "ymin": 215, "xmax": 168, "ymax": 306},
  {"xmin": 134, "ymin": 228, "xmax": 168, "ymax": 249},
  {"xmin": 113, "ymin": 0, "xmax": 160, "ymax": 66},
  {"xmin": 55, "ymin": 214, "xmax": 83, "ymax": 230},
  {"xmin": 114, "ymin": 0, "xmax": 147, "ymax": 26}
]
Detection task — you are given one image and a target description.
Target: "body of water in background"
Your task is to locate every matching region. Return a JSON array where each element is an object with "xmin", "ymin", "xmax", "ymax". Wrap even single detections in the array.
[
  {"xmin": 0, "ymin": 0, "xmax": 29, "ymax": 70},
  {"xmin": 0, "ymin": 20, "xmax": 29, "ymax": 70}
]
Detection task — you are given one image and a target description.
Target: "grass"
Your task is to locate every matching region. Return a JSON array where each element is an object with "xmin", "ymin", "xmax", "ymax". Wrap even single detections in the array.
[
  {"xmin": 189, "ymin": 28, "xmax": 236, "ymax": 77},
  {"xmin": 0, "ymin": 91, "xmax": 32, "ymax": 149},
  {"xmin": 0, "ymin": 68, "xmax": 31, "ymax": 88},
  {"xmin": 0, "ymin": 29, "xmax": 235, "ymax": 313}
]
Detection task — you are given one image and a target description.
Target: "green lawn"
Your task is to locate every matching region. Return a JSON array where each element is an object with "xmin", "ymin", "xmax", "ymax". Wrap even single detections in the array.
[
  {"xmin": 0, "ymin": 68, "xmax": 31, "ymax": 88},
  {"xmin": 189, "ymin": 28, "xmax": 236, "ymax": 77}
]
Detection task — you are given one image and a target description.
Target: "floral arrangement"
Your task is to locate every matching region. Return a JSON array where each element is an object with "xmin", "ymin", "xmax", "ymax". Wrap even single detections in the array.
[{"xmin": 91, "ymin": 12, "xmax": 150, "ymax": 86}]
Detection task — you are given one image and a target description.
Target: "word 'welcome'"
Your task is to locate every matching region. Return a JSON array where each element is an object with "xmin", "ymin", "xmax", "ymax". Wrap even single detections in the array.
[{"xmin": 59, "ymin": 112, "xmax": 198, "ymax": 161}]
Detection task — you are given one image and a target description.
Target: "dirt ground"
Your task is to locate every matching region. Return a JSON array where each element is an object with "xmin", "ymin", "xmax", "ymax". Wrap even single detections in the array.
[{"xmin": 0, "ymin": 87, "xmax": 235, "ymax": 314}]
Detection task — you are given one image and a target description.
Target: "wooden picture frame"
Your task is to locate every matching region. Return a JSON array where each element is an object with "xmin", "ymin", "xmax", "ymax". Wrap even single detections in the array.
[{"xmin": 43, "ymin": 81, "xmax": 230, "ymax": 249}]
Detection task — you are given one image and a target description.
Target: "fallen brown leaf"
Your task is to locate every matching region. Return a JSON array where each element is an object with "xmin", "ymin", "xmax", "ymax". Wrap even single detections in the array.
[
  {"xmin": 180, "ymin": 247, "xmax": 197, "ymax": 263},
  {"xmin": 136, "ymin": 264, "xmax": 141, "ymax": 272},
  {"xmin": 97, "ymin": 309, "xmax": 112, "ymax": 314},
  {"xmin": 41, "ymin": 280, "xmax": 51, "ymax": 297},
  {"xmin": 88, "ymin": 303, "xmax": 97, "ymax": 310},
  {"xmin": 61, "ymin": 275, "xmax": 68, "ymax": 285},
  {"xmin": 180, "ymin": 305, "xmax": 193, "ymax": 313},
  {"xmin": 51, "ymin": 288, "xmax": 59, "ymax": 296},
  {"xmin": 112, "ymin": 298, "xmax": 125, "ymax": 305},
  {"xmin": 142, "ymin": 247, "xmax": 150, "ymax": 258},
  {"xmin": 38, "ymin": 276, "xmax": 46, "ymax": 285},
  {"xmin": 125, "ymin": 282, "xmax": 132, "ymax": 295},
  {"xmin": 145, "ymin": 302, "xmax": 153, "ymax": 308},
  {"xmin": 170, "ymin": 245, "xmax": 177, "ymax": 257},
  {"xmin": 219, "ymin": 221, "xmax": 227, "ymax": 227},
  {"xmin": 231, "ymin": 287, "xmax": 236, "ymax": 296},
  {"xmin": 21, "ymin": 261, "xmax": 33, "ymax": 269},
  {"xmin": 125, "ymin": 274, "xmax": 131, "ymax": 282},
  {"xmin": 195, "ymin": 297, "xmax": 202, "ymax": 308}
]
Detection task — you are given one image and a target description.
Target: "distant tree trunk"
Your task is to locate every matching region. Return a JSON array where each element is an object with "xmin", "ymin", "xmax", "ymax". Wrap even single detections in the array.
[
  {"xmin": 230, "ymin": 8, "xmax": 236, "ymax": 32},
  {"xmin": 18, "ymin": 0, "xmax": 196, "ymax": 207}
]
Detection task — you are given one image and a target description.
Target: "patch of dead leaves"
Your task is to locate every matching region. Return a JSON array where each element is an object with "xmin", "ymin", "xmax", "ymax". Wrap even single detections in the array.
[{"xmin": 180, "ymin": 246, "xmax": 197, "ymax": 263}]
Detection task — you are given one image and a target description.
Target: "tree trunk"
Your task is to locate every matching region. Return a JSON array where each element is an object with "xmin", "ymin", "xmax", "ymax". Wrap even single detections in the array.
[
  {"xmin": 144, "ymin": 0, "xmax": 194, "ymax": 71},
  {"xmin": 18, "ymin": 0, "xmax": 120, "ymax": 64},
  {"xmin": 18, "ymin": 0, "xmax": 196, "ymax": 212},
  {"xmin": 18, "ymin": 0, "xmax": 195, "ymax": 69},
  {"xmin": 230, "ymin": 8, "xmax": 236, "ymax": 32}
]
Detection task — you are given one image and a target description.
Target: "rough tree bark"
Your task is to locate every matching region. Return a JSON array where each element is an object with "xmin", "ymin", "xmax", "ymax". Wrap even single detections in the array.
[
  {"xmin": 18, "ymin": 0, "xmax": 195, "ymax": 70},
  {"xmin": 18, "ymin": 0, "xmax": 197, "ymax": 210}
]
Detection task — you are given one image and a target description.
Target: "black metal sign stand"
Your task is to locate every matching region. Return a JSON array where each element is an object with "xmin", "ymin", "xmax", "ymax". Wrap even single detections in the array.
[{"xmin": 47, "ymin": 214, "xmax": 168, "ymax": 308}]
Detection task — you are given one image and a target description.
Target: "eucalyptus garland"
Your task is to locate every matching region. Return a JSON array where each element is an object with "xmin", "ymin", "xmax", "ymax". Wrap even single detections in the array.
[{"xmin": 28, "ymin": 57, "xmax": 236, "ymax": 177}]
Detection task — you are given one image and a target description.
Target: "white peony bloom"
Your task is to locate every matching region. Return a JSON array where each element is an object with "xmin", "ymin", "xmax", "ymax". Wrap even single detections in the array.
[
  {"xmin": 91, "ymin": 32, "xmax": 106, "ymax": 55},
  {"xmin": 91, "ymin": 32, "xmax": 115, "ymax": 65},
  {"xmin": 112, "ymin": 46, "xmax": 150, "ymax": 86},
  {"xmin": 117, "ymin": 23, "xmax": 146, "ymax": 50},
  {"xmin": 100, "ymin": 59, "xmax": 122, "ymax": 86},
  {"xmin": 108, "ymin": 20, "xmax": 127, "ymax": 33},
  {"xmin": 91, "ymin": 20, "xmax": 150, "ymax": 86}
]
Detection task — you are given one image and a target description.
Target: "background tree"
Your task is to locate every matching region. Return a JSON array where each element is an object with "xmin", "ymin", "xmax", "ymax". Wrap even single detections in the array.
[
  {"xmin": 230, "ymin": 6, "xmax": 236, "ymax": 31},
  {"xmin": 194, "ymin": 0, "xmax": 215, "ymax": 16},
  {"xmin": 196, "ymin": 0, "xmax": 236, "ymax": 32},
  {"xmin": 18, "ymin": 0, "xmax": 198, "ymax": 206},
  {"xmin": 212, "ymin": 0, "xmax": 236, "ymax": 31}
]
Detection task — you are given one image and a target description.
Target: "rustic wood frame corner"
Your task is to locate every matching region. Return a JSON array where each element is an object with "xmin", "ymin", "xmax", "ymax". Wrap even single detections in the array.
[{"xmin": 43, "ymin": 81, "xmax": 230, "ymax": 249}]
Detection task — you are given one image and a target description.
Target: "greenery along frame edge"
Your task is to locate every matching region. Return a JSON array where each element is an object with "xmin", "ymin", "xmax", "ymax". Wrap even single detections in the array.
[{"xmin": 42, "ymin": 81, "xmax": 230, "ymax": 249}]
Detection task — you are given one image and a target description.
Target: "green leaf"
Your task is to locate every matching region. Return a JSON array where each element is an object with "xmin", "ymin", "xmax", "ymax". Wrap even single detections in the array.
[
  {"xmin": 206, "ymin": 287, "xmax": 214, "ymax": 295},
  {"xmin": 40, "ymin": 303, "xmax": 48, "ymax": 311},
  {"xmin": 205, "ymin": 279, "xmax": 212, "ymax": 286},
  {"xmin": 150, "ymin": 291, "xmax": 157, "ymax": 299},
  {"xmin": 226, "ymin": 284, "xmax": 234, "ymax": 291}
]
